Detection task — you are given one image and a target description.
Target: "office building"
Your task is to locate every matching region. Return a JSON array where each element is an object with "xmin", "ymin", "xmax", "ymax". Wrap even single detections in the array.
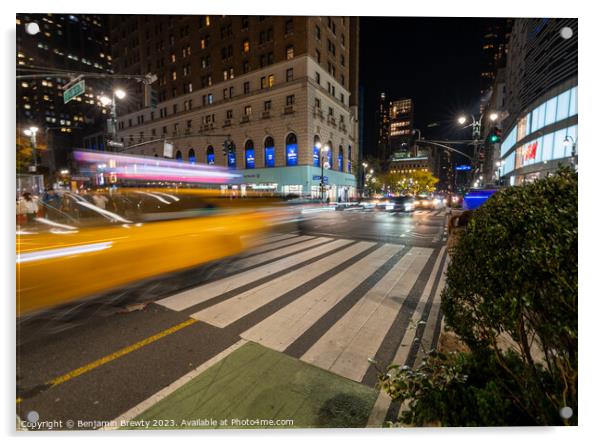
[
  {"xmin": 110, "ymin": 15, "xmax": 359, "ymax": 200},
  {"xmin": 499, "ymin": 18, "xmax": 577, "ymax": 185},
  {"xmin": 388, "ymin": 98, "xmax": 413, "ymax": 157},
  {"xmin": 16, "ymin": 13, "xmax": 113, "ymax": 175}
]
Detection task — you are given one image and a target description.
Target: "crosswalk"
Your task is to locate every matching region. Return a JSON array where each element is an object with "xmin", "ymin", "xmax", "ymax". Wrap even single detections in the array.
[{"xmin": 156, "ymin": 232, "xmax": 448, "ymax": 386}]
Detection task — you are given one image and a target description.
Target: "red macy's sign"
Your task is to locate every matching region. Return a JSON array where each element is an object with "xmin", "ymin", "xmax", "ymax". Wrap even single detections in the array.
[{"xmin": 524, "ymin": 141, "xmax": 538, "ymax": 160}]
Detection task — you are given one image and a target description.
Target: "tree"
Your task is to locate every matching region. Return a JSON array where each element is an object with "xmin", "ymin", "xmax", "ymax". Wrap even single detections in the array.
[
  {"xmin": 377, "ymin": 168, "xmax": 577, "ymax": 426},
  {"xmin": 378, "ymin": 170, "xmax": 439, "ymax": 196}
]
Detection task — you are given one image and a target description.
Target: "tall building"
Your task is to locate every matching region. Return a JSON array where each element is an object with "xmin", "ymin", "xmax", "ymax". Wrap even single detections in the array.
[
  {"xmin": 499, "ymin": 18, "xmax": 577, "ymax": 185},
  {"xmin": 376, "ymin": 92, "xmax": 389, "ymax": 145},
  {"xmin": 388, "ymin": 98, "xmax": 413, "ymax": 157},
  {"xmin": 110, "ymin": 15, "xmax": 359, "ymax": 200},
  {"xmin": 16, "ymin": 13, "xmax": 113, "ymax": 175},
  {"xmin": 480, "ymin": 19, "xmax": 512, "ymax": 112}
]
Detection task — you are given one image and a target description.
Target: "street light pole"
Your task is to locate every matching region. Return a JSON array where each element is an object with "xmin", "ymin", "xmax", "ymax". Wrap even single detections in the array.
[
  {"xmin": 458, "ymin": 112, "xmax": 498, "ymax": 187},
  {"xmin": 23, "ymin": 126, "xmax": 39, "ymax": 172}
]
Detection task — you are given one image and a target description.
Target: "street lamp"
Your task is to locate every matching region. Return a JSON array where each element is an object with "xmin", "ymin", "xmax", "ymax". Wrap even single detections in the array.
[
  {"xmin": 23, "ymin": 126, "xmax": 39, "ymax": 172},
  {"xmin": 100, "ymin": 88, "xmax": 127, "ymax": 145},
  {"xmin": 318, "ymin": 143, "xmax": 330, "ymax": 201},
  {"xmin": 457, "ymin": 111, "xmax": 499, "ymax": 183},
  {"xmin": 563, "ymin": 135, "xmax": 577, "ymax": 170}
]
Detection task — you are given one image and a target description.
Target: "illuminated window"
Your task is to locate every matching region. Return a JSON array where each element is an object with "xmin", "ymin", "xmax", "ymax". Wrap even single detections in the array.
[
  {"xmin": 286, "ymin": 45, "xmax": 294, "ymax": 60},
  {"xmin": 243, "ymin": 40, "xmax": 250, "ymax": 53},
  {"xmin": 267, "ymin": 74, "xmax": 274, "ymax": 88},
  {"xmin": 205, "ymin": 16, "xmax": 211, "ymax": 26},
  {"xmin": 171, "ymin": 70, "xmax": 177, "ymax": 80},
  {"xmin": 21, "ymin": 82, "xmax": 29, "ymax": 88}
]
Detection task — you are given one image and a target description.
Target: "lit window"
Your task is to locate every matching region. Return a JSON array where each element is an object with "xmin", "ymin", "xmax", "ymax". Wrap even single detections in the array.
[
  {"xmin": 21, "ymin": 82, "xmax": 29, "ymax": 88},
  {"xmin": 286, "ymin": 45, "xmax": 294, "ymax": 60},
  {"xmin": 267, "ymin": 74, "xmax": 274, "ymax": 88},
  {"xmin": 171, "ymin": 71, "xmax": 177, "ymax": 80},
  {"xmin": 243, "ymin": 40, "xmax": 250, "ymax": 53},
  {"xmin": 205, "ymin": 16, "xmax": 210, "ymax": 26}
]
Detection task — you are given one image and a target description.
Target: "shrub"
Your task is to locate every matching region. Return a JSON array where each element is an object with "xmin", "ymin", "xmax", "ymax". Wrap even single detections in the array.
[{"xmin": 378, "ymin": 168, "xmax": 577, "ymax": 426}]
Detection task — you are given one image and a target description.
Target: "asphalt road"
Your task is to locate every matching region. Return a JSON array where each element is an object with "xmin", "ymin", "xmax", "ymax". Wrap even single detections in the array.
[{"xmin": 16, "ymin": 207, "xmax": 450, "ymax": 430}]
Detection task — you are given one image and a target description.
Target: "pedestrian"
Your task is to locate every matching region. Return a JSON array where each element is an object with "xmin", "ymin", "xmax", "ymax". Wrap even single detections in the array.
[
  {"xmin": 92, "ymin": 192, "xmax": 109, "ymax": 210},
  {"xmin": 18, "ymin": 192, "xmax": 40, "ymax": 225}
]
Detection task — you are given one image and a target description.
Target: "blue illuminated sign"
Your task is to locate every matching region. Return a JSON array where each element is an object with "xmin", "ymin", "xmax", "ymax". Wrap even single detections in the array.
[
  {"xmin": 313, "ymin": 146, "xmax": 320, "ymax": 167},
  {"xmin": 207, "ymin": 153, "xmax": 215, "ymax": 164},
  {"xmin": 455, "ymin": 165, "xmax": 472, "ymax": 171},
  {"xmin": 227, "ymin": 151, "xmax": 236, "ymax": 169},
  {"xmin": 245, "ymin": 148, "xmax": 255, "ymax": 169},
  {"xmin": 286, "ymin": 144, "xmax": 298, "ymax": 166},
  {"xmin": 264, "ymin": 147, "xmax": 275, "ymax": 168}
]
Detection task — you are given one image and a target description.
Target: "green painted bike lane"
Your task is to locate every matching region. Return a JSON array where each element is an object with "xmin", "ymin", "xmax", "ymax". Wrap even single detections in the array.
[{"xmin": 123, "ymin": 341, "xmax": 379, "ymax": 429}]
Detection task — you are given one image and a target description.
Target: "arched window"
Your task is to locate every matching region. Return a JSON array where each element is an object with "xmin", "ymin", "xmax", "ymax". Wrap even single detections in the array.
[
  {"xmin": 245, "ymin": 140, "xmax": 255, "ymax": 169},
  {"xmin": 347, "ymin": 145, "xmax": 352, "ymax": 172},
  {"xmin": 313, "ymin": 135, "xmax": 321, "ymax": 167},
  {"xmin": 264, "ymin": 136, "xmax": 275, "ymax": 168},
  {"xmin": 188, "ymin": 148, "xmax": 196, "ymax": 164},
  {"xmin": 338, "ymin": 146, "xmax": 344, "ymax": 172},
  {"xmin": 175, "ymin": 150, "xmax": 182, "ymax": 162},
  {"xmin": 327, "ymin": 141, "xmax": 333, "ymax": 169},
  {"xmin": 286, "ymin": 133, "xmax": 298, "ymax": 166},
  {"xmin": 207, "ymin": 146, "xmax": 215, "ymax": 164},
  {"xmin": 227, "ymin": 142, "xmax": 236, "ymax": 169}
]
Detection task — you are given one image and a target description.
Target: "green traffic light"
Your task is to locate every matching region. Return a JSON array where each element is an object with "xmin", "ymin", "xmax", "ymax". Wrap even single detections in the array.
[{"xmin": 490, "ymin": 134, "xmax": 500, "ymax": 143}]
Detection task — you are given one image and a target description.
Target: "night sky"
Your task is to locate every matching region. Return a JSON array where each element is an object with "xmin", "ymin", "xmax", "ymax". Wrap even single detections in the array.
[{"xmin": 359, "ymin": 16, "xmax": 504, "ymax": 157}]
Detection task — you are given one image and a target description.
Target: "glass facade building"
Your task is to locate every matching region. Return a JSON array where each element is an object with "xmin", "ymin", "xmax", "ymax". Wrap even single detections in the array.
[{"xmin": 500, "ymin": 82, "xmax": 577, "ymax": 184}]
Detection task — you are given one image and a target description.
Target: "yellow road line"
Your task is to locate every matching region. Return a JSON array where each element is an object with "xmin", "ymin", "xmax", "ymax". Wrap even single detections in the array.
[{"xmin": 49, "ymin": 318, "xmax": 199, "ymax": 387}]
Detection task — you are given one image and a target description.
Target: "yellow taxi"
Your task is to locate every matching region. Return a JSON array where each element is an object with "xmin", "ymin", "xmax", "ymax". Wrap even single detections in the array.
[{"xmin": 16, "ymin": 188, "xmax": 279, "ymax": 317}]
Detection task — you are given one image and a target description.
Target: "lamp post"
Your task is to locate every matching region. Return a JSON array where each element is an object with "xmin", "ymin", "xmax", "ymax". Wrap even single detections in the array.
[
  {"xmin": 318, "ymin": 143, "xmax": 330, "ymax": 201},
  {"xmin": 457, "ymin": 112, "xmax": 498, "ymax": 183},
  {"xmin": 563, "ymin": 135, "xmax": 577, "ymax": 170},
  {"xmin": 361, "ymin": 162, "xmax": 368, "ymax": 197},
  {"xmin": 100, "ymin": 88, "xmax": 126, "ymax": 146},
  {"xmin": 23, "ymin": 126, "xmax": 39, "ymax": 172}
]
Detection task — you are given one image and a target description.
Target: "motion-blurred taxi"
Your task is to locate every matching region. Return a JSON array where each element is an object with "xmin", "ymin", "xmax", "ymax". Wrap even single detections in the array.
[{"xmin": 16, "ymin": 189, "xmax": 278, "ymax": 317}]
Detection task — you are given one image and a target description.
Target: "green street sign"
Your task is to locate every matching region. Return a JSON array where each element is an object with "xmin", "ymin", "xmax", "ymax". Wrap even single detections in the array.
[{"xmin": 63, "ymin": 80, "xmax": 85, "ymax": 104}]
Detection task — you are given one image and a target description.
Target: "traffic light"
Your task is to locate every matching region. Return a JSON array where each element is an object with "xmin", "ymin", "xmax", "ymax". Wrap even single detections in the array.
[
  {"xmin": 222, "ymin": 139, "xmax": 234, "ymax": 155},
  {"xmin": 143, "ymin": 83, "xmax": 158, "ymax": 109},
  {"xmin": 489, "ymin": 127, "xmax": 502, "ymax": 143}
]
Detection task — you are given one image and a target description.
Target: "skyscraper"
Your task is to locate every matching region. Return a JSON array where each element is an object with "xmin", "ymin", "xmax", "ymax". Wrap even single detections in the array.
[
  {"xmin": 16, "ymin": 13, "xmax": 113, "ymax": 174},
  {"xmin": 109, "ymin": 15, "xmax": 360, "ymax": 200},
  {"xmin": 388, "ymin": 97, "xmax": 413, "ymax": 157},
  {"xmin": 480, "ymin": 19, "xmax": 513, "ymax": 112}
]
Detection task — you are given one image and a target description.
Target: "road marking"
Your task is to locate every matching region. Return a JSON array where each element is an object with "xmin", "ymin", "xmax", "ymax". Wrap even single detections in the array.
[
  {"xmin": 380, "ymin": 247, "xmax": 447, "ymax": 422},
  {"xmin": 101, "ymin": 339, "xmax": 248, "ymax": 430},
  {"xmin": 242, "ymin": 244, "xmax": 402, "ymax": 351},
  {"xmin": 237, "ymin": 235, "xmax": 315, "ymax": 258},
  {"xmin": 231, "ymin": 236, "xmax": 326, "ymax": 269},
  {"xmin": 49, "ymin": 318, "xmax": 199, "ymax": 387},
  {"xmin": 157, "ymin": 237, "xmax": 338, "ymax": 311},
  {"xmin": 301, "ymin": 247, "xmax": 432, "ymax": 382},
  {"xmin": 17, "ymin": 318, "xmax": 200, "ymax": 404},
  {"xmin": 190, "ymin": 240, "xmax": 368, "ymax": 327}
]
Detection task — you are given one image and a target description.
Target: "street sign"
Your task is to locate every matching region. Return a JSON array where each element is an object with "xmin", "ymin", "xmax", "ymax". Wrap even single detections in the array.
[
  {"xmin": 107, "ymin": 140, "xmax": 124, "ymax": 148},
  {"xmin": 455, "ymin": 165, "xmax": 472, "ymax": 171},
  {"xmin": 63, "ymin": 80, "xmax": 85, "ymax": 104},
  {"xmin": 163, "ymin": 141, "xmax": 174, "ymax": 158}
]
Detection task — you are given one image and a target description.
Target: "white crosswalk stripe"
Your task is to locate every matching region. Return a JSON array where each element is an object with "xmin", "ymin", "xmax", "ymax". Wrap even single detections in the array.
[
  {"xmin": 190, "ymin": 240, "xmax": 369, "ymax": 327},
  {"xmin": 300, "ymin": 247, "xmax": 433, "ymax": 381},
  {"xmin": 156, "ymin": 233, "xmax": 448, "ymax": 385},
  {"xmin": 241, "ymin": 244, "xmax": 403, "ymax": 351},
  {"xmin": 157, "ymin": 237, "xmax": 339, "ymax": 311}
]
